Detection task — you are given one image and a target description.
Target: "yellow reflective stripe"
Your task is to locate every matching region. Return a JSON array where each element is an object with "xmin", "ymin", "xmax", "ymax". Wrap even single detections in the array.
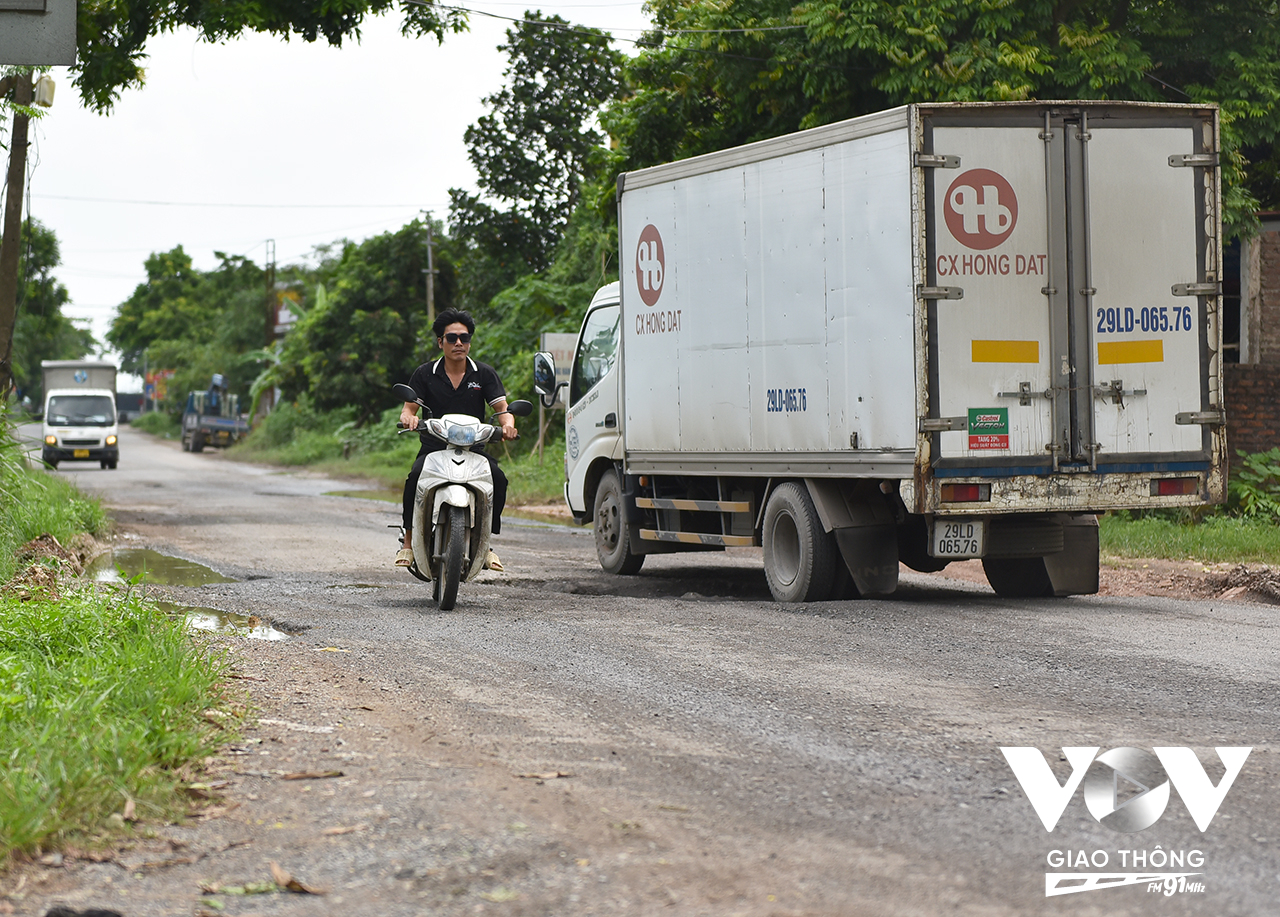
[
  {"xmin": 1098, "ymin": 339, "xmax": 1164, "ymax": 364},
  {"xmin": 971, "ymin": 340, "xmax": 1040, "ymax": 363}
]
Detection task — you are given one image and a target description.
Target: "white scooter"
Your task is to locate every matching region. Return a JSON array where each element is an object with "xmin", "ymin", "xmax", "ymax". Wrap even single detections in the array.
[{"xmin": 392, "ymin": 382, "xmax": 533, "ymax": 610}]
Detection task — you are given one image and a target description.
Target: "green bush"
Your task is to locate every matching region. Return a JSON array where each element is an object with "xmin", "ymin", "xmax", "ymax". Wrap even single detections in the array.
[
  {"xmin": 129, "ymin": 410, "xmax": 180, "ymax": 439},
  {"xmin": 0, "ymin": 589, "xmax": 234, "ymax": 859},
  {"xmin": 1228, "ymin": 447, "xmax": 1280, "ymax": 518}
]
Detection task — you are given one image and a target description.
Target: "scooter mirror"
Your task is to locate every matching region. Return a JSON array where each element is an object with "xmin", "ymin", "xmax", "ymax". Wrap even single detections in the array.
[
  {"xmin": 532, "ymin": 352, "xmax": 556, "ymax": 396},
  {"xmin": 392, "ymin": 383, "xmax": 420, "ymax": 404},
  {"xmin": 506, "ymin": 400, "xmax": 534, "ymax": 418}
]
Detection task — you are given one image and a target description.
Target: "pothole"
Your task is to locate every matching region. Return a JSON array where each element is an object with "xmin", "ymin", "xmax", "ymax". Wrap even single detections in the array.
[{"xmin": 87, "ymin": 548, "xmax": 236, "ymax": 586}]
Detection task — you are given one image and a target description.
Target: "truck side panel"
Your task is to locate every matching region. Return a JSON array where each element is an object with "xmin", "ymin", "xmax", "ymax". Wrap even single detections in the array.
[{"xmin": 621, "ymin": 120, "xmax": 918, "ymax": 463}]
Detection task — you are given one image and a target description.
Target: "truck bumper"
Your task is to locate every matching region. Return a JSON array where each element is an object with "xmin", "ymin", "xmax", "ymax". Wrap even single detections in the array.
[{"xmin": 43, "ymin": 446, "xmax": 119, "ymax": 464}]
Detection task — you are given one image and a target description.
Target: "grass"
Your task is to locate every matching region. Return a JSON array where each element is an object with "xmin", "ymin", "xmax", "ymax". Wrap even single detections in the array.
[
  {"xmin": 1100, "ymin": 512, "xmax": 1280, "ymax": 565},
  {"xmin": 0, "ymin": 589, "xmax": 236, "ymax": 858},
  {"xmin": 0, "ymin": 409, "xmax": 238, "ymax": 862},
  {"xmin": 128, "ymin": 410, "xmax": 180, "ymax": 440}
]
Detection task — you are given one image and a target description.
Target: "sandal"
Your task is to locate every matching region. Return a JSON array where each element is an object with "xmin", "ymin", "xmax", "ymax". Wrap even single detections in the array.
[
  {"xmin": 395, "ymin": 548, "xmax": 415, "ymax": 567},
  {"xmin": 484, "ymin": 550, "xmax": 504, "ymax": 572}
]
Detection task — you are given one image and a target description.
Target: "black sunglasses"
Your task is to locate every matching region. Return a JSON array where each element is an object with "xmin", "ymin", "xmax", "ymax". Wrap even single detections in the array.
[{"xmin": 443, "ymin": 332, "xmax": 472, "ymax": 344}]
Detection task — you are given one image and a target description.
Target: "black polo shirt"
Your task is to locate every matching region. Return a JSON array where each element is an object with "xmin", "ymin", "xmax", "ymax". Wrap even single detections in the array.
[{"xmin": 407, "ymin": 357, "xmax": 506, "ymax": 422}]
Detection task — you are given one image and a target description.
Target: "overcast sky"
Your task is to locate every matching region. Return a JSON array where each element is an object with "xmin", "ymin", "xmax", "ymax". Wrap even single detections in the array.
[{"xmin": 18, "ymin": 2, "xmax": 653, "ymax": 389}]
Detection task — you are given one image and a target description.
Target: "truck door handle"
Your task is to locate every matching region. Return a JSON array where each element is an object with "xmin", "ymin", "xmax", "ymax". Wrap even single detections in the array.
[{"xmin": 598, "ymin": 413, "xmax": 617, "ymax": 429}]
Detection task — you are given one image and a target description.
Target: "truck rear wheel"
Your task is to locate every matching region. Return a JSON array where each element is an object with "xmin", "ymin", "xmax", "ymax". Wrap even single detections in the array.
[
  {"xmin": 982, "ymin": 558, "xmax": 1054, "ymax": 598},
  {"xmin": 762, "ymin": 482, "xmax": 838, "ymax": 603},
  {"xmin": 594, "ymin": 470, "xmax": 644, "ymax": 575}
]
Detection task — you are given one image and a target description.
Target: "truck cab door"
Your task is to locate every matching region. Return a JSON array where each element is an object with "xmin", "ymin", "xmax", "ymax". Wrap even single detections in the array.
[{"xmin": 565, "ymin": 302, "xmax": 623, "ymax": 514}]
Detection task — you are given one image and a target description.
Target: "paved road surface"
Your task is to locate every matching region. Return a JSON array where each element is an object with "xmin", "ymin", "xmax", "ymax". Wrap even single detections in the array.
[{"xmin": 11, "ymin": 424, "xmax": 1279, "ymax": 916}]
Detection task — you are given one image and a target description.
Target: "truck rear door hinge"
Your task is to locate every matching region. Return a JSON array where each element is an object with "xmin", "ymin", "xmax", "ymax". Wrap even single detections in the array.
[
  {"xmin": 1172, "ymin": 282, "xmax": 1220, "ymax": 297},
  {"xmin": 1168, "ymin": 153, "xmax": 1219, "ymax": 168},
  {"xmin": 1176, "ymin": 410, "xmax": 1226, "ymax": 426},
  {"xmin": 913, "ymin": 152, "xmax": 960, "ymax": 169},
  {"xmin": 919, "ymin": 285, "xmax": 963, "ymax": 300},
  {"xmin": 919, "ymin": 416, "xmax": 967, "ymax": 433}
]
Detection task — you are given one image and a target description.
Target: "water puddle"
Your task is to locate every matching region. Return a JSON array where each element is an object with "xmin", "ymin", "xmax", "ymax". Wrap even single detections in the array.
[
  {"xmin": 87, "ymin": 549, "xmax": 287, "ymax": 640},
  {"xmin": 87, "ymin": 548, "xmax": 236, "ymax": 586},
  {"xmin": 155, "ymin": 601, "xmax": 290, "ymax": 641}
]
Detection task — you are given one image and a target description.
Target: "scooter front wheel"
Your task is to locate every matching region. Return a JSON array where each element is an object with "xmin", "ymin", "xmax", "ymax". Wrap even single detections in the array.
[{"xmin": 436, "ymin": 504, "xmax": 468, "ymax": 610}]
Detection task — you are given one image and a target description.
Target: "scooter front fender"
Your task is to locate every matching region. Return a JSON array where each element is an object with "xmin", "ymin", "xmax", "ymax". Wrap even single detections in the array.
[{"xmin": 433, "ymin": 484, "xmax": 474, "ymax": 530}]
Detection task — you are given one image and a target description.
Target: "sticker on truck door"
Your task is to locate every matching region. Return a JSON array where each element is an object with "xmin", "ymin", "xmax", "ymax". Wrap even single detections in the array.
[{"xmin": 968, "ymin": 408, "xmax": 1009, "ymax": 450}]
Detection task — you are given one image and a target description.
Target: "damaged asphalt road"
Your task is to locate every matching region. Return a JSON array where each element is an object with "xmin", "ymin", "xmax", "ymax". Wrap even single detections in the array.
[{"xmin": 7, "ymin": 425, "xmax": 1279, "ymax": 916}]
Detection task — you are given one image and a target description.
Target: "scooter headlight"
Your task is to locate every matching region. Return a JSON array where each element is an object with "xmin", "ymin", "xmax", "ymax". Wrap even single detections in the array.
[{"xmin": 445, "ymin": 423, "xmax": 477, "ymax": 447}]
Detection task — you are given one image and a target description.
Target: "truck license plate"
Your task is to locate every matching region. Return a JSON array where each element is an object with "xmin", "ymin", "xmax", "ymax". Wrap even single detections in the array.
[
  {"xmin": 73, "ymin": 449, "xmax": 89, "ymax": 458},
  {"xmin": 932, "ymin": 519, "xmax": 986, "ymax": 558}
]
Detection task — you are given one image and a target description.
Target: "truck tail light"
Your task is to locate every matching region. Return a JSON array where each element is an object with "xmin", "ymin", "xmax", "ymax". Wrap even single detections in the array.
[
  {"xmin": 940, "ymin": 483, "xmax": 991, "ymax": 503},
  {"xmin": 1151, "ymin": 477, "xmax": 1198, "ymax": 496}
]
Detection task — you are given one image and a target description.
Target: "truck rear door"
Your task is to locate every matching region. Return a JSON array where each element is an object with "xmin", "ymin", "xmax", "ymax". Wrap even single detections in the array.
[{"xmin": 921, "ymin": 105, "xmax": 1219, "ymax": 474}]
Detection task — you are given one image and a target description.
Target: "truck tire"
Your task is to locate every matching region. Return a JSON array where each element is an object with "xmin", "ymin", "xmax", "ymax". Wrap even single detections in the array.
[
  {"xmin": 181, "ymin": 433, "xmax": 191, "ymax": 452},
  {"xmin": 436, "ymin": 504, "xmax": 467, "ymax": 611},
  {"xmin": 191, "ymin": 432, "xmax": 205, "ymax": 453},
  {"xmin": 982, "ymin": 558, "xmax": 1054, "ymax": 598},
  {"xmin": 594, "ymin": 469, "xmax": 644, "ymax": 575},
  {"xmin": 762, "ymin": 482, "xmax": 838, "ymax": 603}
]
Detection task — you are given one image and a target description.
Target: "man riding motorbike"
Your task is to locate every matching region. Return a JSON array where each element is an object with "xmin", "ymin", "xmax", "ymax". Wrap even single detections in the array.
[{"xmin": 396, "ymin": 309, "xmax": 518, "ymax": 570}]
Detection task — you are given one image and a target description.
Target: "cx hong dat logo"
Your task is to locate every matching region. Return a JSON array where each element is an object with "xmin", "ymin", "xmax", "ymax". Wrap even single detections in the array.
[
  {"xmin": 634, "ymin": 224, "xmax": 681, "ymax": 336},
  {"xmin": 1000, "ymin": 745, "xmax": 1252, "ymax": 897},
  {"xmin": 937, "ymin": 168, "xmax": 1048, "ymax": 278}
]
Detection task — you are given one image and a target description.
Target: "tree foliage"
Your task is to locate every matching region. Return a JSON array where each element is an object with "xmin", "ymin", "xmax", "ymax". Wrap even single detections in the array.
[
  {"xmin": 449, "ymin": 12, "xmax": 623, "ymax": 307},
  {"xmin": 276, "ymin": 220, "xmax": 453, "ymax": 421},
  {"xmin": 73, "ymin": 0, "xmax": 467, "ymax": 113},
  {"xmin": 603, "ymin": 0, "xmax": 1280, "ymax": 231},
  {"xmin": 9, "ymin": 220, "xmax": 96, "ymax": 405}
]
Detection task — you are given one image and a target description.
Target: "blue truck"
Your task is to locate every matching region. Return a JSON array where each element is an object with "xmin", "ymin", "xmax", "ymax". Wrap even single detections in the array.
[{"xmin": 181, "ymin": 375, "xmax": 249, "ymax": 452}]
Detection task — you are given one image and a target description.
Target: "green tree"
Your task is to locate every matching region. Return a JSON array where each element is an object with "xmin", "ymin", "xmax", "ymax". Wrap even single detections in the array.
[
  {"xmin": 73, "ymin": 1, "xmax": 467, "ymax": 113},
  {"xmin": 603, "ymin": 0, "xmax": 1280, "ymax": 233},
  {"xmin": 107, "ymin": 246, "xmax": 212, "ymax": 376},
  {"xmin": 9, "ymin": 220, "xmax": 96, "ymax": 406},
  {"xmin": 449, "ymin": 12, "xmax": 623, "ymax": 308},
  {"xmin": 277, "ymin": 220, "xmax": 448, "ymax": 421}
]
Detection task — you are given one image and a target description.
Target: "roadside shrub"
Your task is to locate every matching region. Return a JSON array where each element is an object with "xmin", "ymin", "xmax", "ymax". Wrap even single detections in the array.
[
  {"xmin": 1228, "ymin": 448, "xmax": 1280, "ymax": 519},
  {"xmin": 130, "ymin": 410, "xmax": 180, "ymax": 439}
]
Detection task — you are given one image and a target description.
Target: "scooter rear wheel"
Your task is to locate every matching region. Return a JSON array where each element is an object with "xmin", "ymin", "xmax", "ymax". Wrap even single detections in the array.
[{"xmin": 437, "ymin": 504, "xmax": 467, "ymax": 610}]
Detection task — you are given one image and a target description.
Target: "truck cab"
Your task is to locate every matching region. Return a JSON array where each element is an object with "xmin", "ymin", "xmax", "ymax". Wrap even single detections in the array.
[{"xmin": 42, "ymin": 389, "xmax": 119, "ymax": 469}]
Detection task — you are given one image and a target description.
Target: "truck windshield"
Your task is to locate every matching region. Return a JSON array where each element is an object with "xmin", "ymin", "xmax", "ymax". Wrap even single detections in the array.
[{"xmin": 46, "ymin": 395, "xmax": 116, "ymax": 426}]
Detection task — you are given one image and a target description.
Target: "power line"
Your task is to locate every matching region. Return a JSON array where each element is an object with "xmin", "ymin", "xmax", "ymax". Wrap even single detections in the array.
[
  {"xmin": 32, "ymin": 193, "xmax": 423, "ymax": 209},
  {"xmin": 408, "ymin": 0, "xmax": 807, "ymax": 35}
]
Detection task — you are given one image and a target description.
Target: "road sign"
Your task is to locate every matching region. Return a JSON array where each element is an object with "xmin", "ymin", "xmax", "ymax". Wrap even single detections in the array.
[{"xmin": 0, "ymin": 0, "xmax": 76, "ymax": 65}]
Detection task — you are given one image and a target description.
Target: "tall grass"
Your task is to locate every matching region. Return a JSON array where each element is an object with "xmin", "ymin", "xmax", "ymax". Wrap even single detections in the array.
[
  {"xmin": 0, "ymin": 420, "xmax": 106, "ymax": 582},
  {"xmin": 0, "ymin": 589, "xmax": 234, "ymax": 857},
  {"xmin": 0, "ymin": 406, "xmax": 236, "ymax": 861}
]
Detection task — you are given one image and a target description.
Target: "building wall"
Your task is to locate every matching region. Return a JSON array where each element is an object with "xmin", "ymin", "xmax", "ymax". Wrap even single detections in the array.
[{"xmin": 1227, "ymin": 221, "xmax": 1280, "ymax": 456}]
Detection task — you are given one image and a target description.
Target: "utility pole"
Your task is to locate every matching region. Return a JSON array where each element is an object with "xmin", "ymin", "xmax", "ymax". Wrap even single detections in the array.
[
  {"xmin": 0, "ymin": 72, "xmax": 32, "ymax": 399},
  {"xmin": 264, "ymin": 239, "xmax": 277, "ymax": 347},
  {"xmin": 420, "ymin": 211, "xmax": 437, "ymax": 329}
]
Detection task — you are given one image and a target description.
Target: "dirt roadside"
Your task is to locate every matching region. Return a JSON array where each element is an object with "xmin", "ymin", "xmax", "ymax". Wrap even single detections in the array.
[{"xmin": 5, "ymin": 494, "xmax": 1279, "ymax": 916}]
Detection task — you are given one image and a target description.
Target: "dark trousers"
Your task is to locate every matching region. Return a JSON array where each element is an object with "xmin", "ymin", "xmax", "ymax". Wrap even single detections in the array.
[{"xmin": 402, "ymin": 446, "xmax": 507, "ymax": 535}]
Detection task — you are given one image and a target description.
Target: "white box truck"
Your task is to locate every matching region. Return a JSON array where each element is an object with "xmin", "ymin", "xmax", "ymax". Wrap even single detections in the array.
[
  {"xmin": 534, "ymin": 101, "xmax": 1226, "ymax": 600},
  {"xmin": 41, "ymin": 360, "xmax": 120, "ymax": 470}
]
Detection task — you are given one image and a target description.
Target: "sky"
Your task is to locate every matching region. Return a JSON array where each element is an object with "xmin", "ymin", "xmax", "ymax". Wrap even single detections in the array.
[{"xmin": 14, "ymin": 1, "xmax": 654, "ymax": 390}]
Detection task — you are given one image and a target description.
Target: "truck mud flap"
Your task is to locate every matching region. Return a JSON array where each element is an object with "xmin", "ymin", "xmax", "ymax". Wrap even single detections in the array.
[{"xmin": 832, "ymin": 526, "xmax": 899, "ymax": 597}]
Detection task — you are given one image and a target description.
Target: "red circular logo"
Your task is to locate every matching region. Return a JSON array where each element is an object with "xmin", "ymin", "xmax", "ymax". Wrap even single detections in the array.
[
  {"xmin": 943, "ymin": 169, "xmax": 1018, "ymax": 250},
  {"xmin": 635, "ymin": 224, "xmax": 665, "ymax": 306}
]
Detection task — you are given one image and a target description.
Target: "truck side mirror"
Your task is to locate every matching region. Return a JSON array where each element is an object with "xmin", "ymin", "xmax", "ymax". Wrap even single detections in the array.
[{"xmin": 533, "ymin": 352, "xmax": 563, "ymax": 408}]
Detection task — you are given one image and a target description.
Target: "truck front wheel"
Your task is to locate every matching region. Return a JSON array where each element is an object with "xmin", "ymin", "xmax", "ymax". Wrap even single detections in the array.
[
  {"xmin": 191, "ymin": 432, "xmax": 205, "ymax": 453},
  {"xmin": 594, "ymin": 470, "xmax": 644, "ymax": 575},
  {"xmin": 762, "ymin": 482, "xmax": 838, "ymax": 603}
]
